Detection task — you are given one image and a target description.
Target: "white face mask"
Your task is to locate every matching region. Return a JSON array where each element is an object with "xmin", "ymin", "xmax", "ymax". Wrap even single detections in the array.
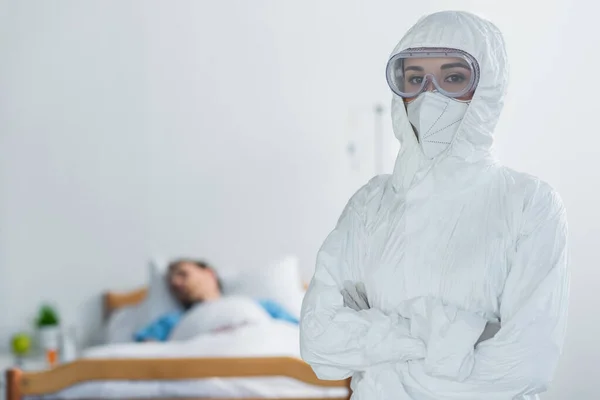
[{"xmin": 406, "ymin": 91, "xmax": 470, "ymax": 159}]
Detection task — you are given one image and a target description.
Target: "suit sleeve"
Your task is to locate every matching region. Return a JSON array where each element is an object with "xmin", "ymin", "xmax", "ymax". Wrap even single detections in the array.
[
  {"xmin": 299, "ymin": 199, "xmax": 426, "ymax": 380},
  {"xmin": 403, "ymin": 183, "xmax": 570, "ymax": 399}
]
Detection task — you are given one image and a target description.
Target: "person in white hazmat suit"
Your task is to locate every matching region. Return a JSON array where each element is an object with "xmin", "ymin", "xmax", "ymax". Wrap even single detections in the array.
[{"xmin": 299, "ymin": 10, "xmax": 569, "ymax": 400}]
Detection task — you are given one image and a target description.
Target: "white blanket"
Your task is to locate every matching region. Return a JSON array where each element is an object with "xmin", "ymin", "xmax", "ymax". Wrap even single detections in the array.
[{"xmin": 84, "ymin": 319, "xmax": 301, "ymax": 359}]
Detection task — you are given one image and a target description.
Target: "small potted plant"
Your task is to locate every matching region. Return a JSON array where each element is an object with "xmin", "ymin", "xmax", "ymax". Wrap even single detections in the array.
[{"xmin": 36, "ymin": 304, "xmax": 60, "ymax": 351}]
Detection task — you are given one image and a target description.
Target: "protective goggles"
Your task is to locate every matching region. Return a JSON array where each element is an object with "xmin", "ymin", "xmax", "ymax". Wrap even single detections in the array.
[{"xmin": 386, "ymin": 48, "xmax": 479, "ymax": 100}]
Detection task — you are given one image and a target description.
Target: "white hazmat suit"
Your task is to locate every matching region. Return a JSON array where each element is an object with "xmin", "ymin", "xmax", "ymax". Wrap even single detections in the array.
[{"xmin": 299, "ymin": 11, "xmax": 569, "ymax": 400}]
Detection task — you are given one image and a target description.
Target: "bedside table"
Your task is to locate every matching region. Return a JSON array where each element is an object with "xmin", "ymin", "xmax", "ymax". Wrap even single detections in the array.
[{"xmin": 1, "ymin": 353, "xmax": 47, "ymax": 400}]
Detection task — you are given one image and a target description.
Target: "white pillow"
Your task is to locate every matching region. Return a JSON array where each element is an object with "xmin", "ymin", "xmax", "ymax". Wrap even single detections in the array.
[
  {"xmin": 104, "ymin": 305, "xmax": 141, "ymax": 344},
  {"xmin": 168, "ymin": 296, "xmax": 271, "ymax": 341},
  {"xmin": 134, "ymin": 258, "xmax": 183, "ymax": 332},
  {"xmin": 223, "ymin": 255, "xmax": 306, "ymax": 319},
  {"xmin": 133, "ymin": 254, "xmax": 305, "ymax": 332}
]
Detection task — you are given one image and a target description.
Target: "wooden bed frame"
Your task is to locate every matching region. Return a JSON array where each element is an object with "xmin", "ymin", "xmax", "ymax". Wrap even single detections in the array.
[{"xmin": 6, "ymin": 287, "xmax": 351, "ymax": 400}]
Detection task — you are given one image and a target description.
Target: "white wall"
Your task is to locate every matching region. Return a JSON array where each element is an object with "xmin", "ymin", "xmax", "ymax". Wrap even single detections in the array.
[
  {"xmin": 0, "ymin": 0, "xmax": 399, "ymax": 347},
  {"xmin": 0, "ymin": 0, "xmax": 597, "ymax": 398}
]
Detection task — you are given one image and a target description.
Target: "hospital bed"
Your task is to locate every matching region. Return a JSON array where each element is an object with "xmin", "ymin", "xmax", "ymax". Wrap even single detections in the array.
[{"xmin": 6, "ymin": 287, "xmax": 351, "ymax": 400}]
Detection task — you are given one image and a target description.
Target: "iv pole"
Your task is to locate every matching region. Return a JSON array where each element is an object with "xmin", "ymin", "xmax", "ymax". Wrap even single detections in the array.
[{"xmin": 374, "ymin": 103, "xmax": 385, "ymax": 175}]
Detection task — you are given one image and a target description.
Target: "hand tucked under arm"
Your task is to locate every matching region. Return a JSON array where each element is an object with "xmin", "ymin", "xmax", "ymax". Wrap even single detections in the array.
[
  {"xmin": 300, "ymin": 277, "xmax": 426, "ymax": 380},
  {"xmin": 476, "ymin": 322, "xmax": 501, "ymax": 345}
]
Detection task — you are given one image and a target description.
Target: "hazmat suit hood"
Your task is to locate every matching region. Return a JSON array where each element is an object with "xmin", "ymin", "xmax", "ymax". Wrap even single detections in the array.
[{"xmin": 390, "ymin": 11, "xmax": 509, "ymax": 190}]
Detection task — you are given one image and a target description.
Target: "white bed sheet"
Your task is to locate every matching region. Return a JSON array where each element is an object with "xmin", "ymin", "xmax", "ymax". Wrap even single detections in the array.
[
  {"xmin": 28, "ymin": 376, "xmax": 348, "ymax": 399},
  {"xmin": 27, "ymin": 321, "xmax": 348, "ymax": 399}
]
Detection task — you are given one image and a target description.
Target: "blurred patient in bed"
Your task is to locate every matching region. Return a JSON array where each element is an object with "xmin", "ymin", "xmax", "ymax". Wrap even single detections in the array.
[{"xmin": 134, "ymin": 259, "xmax": 298, "ymax": 342}]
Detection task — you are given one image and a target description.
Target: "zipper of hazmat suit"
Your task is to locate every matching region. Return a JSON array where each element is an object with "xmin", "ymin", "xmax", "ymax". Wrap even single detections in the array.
[{"xmin": 300, "ymin": 10, "xmax": 569, "ymax": 400}]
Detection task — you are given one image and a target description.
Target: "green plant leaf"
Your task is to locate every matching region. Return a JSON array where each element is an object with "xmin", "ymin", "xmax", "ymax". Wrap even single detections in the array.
[{"xmin": 35, "ymin": 304, "xmax": 60, "ymax": 327}]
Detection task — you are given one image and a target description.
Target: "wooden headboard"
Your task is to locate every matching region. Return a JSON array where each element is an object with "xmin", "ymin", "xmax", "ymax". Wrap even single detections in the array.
[
  {"xmin": 103, "ymin": 288, "xmax": 148, "ymax": 319},
  {"xmin": 104, "ymin": 282, "xmax": 310, "ymax": 320}
]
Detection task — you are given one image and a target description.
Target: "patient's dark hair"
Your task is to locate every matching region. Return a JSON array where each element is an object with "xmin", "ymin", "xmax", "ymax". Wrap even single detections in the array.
[{"xmin": 167, "ymin": 258, "xmax": 224, "ymax": 292}]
